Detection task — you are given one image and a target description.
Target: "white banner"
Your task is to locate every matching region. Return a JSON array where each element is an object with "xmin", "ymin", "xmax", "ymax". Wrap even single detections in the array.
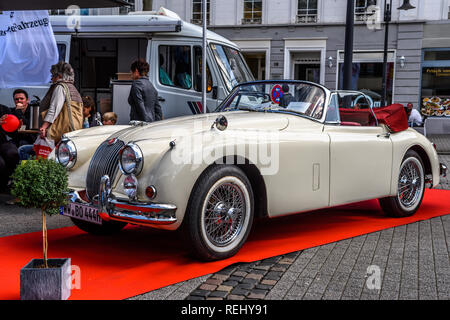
[{"xmin": 0, "ymin": 11, "xmax": 58, "ymax": 88}]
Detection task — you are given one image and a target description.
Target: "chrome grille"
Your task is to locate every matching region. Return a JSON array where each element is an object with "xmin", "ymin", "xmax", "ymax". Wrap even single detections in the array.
[{"xmin": 86, "ymin": 139, "xmax": 125, "ymax": 200}]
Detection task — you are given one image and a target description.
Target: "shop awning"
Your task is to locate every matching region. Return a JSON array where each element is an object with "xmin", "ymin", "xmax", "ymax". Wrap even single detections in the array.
[{"xmin": 0, "ymin": 1, "xmax": 129, "ymax": 11}]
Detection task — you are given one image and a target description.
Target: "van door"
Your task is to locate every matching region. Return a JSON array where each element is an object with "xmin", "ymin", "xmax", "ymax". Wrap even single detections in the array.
[{"xmin": 151, "ymin": 40, "xmax": 218, "ymax": 118}]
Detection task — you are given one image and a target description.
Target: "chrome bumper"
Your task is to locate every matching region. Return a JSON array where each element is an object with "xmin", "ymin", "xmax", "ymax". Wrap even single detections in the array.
[
  {"xmin": 68, "ymin": 175, "xmax": 177, "ymax": 226},
  {"xmin": 440, "ymin": 163, "xmax": 447, "ymax": 178}
]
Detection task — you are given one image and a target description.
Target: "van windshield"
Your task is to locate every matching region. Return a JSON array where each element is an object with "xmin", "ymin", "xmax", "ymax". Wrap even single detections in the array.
[{"xmin": 210, "ymin": 43, "xmax": 254, "ymax": 92}]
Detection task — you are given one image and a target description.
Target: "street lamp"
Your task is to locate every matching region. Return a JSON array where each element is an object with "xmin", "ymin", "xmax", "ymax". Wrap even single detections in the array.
[{"xmin": 380, "ymin": 0, "xmax": 415, "ymax": 107}]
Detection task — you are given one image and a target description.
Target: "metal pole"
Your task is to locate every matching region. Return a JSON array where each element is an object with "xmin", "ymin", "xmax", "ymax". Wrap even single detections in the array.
[
  {"xmin": 381, "ymin": 0, "xmax": 392, "ymax": 107},
  {"xmin": 343, "ymin": 0, "xmax": 355, "ymax": 90},
  {"xmin": 202, "ymin": 0, "xmax": 207, "ymax": 113}
]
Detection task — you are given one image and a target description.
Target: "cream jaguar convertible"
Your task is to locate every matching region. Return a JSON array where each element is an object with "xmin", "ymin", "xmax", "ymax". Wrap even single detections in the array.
[{"xmin": 54, "ymin": 80, "xmax": 447, "ymax": 261}]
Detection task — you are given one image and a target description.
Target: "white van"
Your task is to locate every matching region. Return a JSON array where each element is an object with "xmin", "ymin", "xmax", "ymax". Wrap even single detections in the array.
[{"xmin": 0, "ymin": 9, "xmax": 254, "ymax": 124}]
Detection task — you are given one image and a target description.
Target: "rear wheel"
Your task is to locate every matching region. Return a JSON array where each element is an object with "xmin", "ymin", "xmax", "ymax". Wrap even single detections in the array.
[
  {"xmin": 71, "ymin": 218, "xmax": 127, "ymax": 235},
  {"xmin": 379, "ymin": 150, "xmax": 425, "ymax": 217},
  {"xmin": 182, "ymin": 165, "xmax": 254, "ymax": 261}
]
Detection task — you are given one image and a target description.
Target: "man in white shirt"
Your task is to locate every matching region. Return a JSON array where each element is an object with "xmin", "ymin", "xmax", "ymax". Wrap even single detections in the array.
[{"xmin": 405, "ymin": 103, "xmax": 423, "ymax": 127}]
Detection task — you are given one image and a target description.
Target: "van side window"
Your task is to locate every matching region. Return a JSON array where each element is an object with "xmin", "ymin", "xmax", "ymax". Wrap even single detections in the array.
[
  {"xmin": 193, "ymin": 46, "xmax": 212, "ymax": 93},
  {"xmin": 57, "ymin": 43, "xmax": 66, "ymax": 62},
  {"xmin": 158, "ymin": 45, "xmax": 192, "ymax": 89}
]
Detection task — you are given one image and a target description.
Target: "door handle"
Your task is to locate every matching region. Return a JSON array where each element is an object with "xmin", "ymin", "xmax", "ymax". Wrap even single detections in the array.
[
  {"xmin": 158, "ymin": 96, "xmax": 165, "ymax": 102},
  {"xmin": 377, "ymin": 132, "xmax": 391, "ymax": 138}
]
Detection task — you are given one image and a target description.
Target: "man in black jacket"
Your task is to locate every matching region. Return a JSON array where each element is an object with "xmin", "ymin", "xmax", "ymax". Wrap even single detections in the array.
[
  {"xmin": 0, "ymin": 104, "xmax": 23, "ymax": 191},
  {"xmin": 128, "ymin": 59, "xmax": 163, "ymax": 122}
]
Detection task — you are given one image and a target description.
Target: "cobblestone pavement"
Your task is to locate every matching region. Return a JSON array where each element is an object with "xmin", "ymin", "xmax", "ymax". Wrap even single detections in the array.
[{"xmin": 131, "ymin": 152, "xmax": 450, "ymax": 301}]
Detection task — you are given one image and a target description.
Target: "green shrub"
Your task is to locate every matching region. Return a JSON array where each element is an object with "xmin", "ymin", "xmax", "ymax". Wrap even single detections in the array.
[
  {"xmin": 11, "ymin": 158, "xmax": 69, "ymax": 268},
  {"xmin": 11, "ymin": 158, "xmax": 68, "ymax": 215}
]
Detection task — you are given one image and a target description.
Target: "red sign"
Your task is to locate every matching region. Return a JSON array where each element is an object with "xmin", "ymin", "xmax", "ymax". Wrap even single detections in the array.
[{"xmin": 271, "ymin": 85, "xmax": 283, "ymax": 104}]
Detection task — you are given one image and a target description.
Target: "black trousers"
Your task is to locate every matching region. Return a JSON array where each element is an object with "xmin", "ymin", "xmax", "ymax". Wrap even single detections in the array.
[{"xmin": 0, "ymin": 141, "xmax": 19, "ymax": 190}]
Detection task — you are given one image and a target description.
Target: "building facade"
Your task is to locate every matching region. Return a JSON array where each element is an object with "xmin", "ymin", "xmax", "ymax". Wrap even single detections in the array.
[{"xmin": 57, "ymin": 0, "xmax": 450, "ymax": 112}]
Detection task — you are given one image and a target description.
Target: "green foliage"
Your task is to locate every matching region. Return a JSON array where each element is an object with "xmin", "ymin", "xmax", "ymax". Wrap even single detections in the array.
[{"xmin": 11, "ymin": 158, "xmax": 69, "ymax": 216}]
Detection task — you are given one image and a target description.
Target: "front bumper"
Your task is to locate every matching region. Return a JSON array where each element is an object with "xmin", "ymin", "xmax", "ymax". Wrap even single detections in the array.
[{"xmin": 68, "ymin": 175, "xmax": 177, "ymax": 226}]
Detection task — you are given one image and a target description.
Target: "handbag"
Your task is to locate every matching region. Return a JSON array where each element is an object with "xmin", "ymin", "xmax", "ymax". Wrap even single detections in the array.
[{"xmin": 41, "ymin": 83, "xmax": 83, "ymax": 144}]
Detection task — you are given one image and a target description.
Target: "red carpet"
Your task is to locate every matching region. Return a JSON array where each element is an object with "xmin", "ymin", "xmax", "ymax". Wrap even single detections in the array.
[{"xmin": 0, "ymin": 189, "xmax": 449, "ymax": 300}]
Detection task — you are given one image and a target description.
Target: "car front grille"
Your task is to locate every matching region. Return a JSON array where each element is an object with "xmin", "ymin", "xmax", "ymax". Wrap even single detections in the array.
[{"xmin": 86, "ymin": 139, "xmax": 125, "ymax": 200}]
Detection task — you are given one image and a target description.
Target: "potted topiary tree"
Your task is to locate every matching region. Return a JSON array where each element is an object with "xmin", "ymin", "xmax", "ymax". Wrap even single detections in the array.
[{"xmin": 11, "ymin": 157, "xmax": 71, "ymax": 300}]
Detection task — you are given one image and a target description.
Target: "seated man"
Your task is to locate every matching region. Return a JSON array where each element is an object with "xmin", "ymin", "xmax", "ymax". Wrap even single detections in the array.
[
  {"xmin": 279, "ymin": 84, "xmax": 295, "ymax": 108},
  {"xmin": 12, "ymin": 89, "xmax": 38, "ymax": 147},
  {"xmin": 0, "ymin": 103, "xmax": 23, "ymax": 191}
]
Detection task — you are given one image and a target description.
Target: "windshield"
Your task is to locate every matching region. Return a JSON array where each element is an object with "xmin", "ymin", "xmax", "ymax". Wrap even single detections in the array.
[
  {"xmin": 210, "ymin": 43, "xmax": 254, "ymax": 92},
  {"xmin": 217, "ymin": 81, "xmax": 326, "ymax": 120}
]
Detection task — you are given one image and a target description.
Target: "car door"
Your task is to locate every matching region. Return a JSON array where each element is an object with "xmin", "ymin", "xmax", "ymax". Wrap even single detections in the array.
[{"xmin": 324, "ymin": 93, "xmax": 393, "ymax": 206}]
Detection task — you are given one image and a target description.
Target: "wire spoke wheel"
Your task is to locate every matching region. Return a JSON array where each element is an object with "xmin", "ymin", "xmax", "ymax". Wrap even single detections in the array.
[
  {"xmin": 397, "ymin": 157, "xmax": 424, "ymax": 210},
  {"xmin": 203, "ymin": 181, "xmax": 246, "ymax": 247}
]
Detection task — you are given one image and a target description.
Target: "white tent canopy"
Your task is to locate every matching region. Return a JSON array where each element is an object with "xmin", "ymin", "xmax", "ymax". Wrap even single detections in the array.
[{"xmin": 0, "ymin": 1, "xmax": 129, "ymax": 11}]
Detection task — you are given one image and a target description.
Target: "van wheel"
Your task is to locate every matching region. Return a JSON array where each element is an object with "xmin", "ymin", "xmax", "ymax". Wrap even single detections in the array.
[
  {"xmin": 379, "ymin": 150, "xmax": 425, "ymax": 217},
  {"xmin": 71, "ymin": 218, "xmax": 127, "ymax": 235},
  {"xmin": 182, "ymin": 165, "xmax": 254, "ymax": 261}
]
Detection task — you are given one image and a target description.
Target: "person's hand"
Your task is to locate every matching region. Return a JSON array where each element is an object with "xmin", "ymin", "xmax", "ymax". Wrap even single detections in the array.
[
  {"xmin": 39, "ymin": 126, "xmax": 47, "ymax": 138},
  {"xmin": 15, "ymin": 103, "xmax": 25, "ymax": 111},
  {"xmin": 0, "ymin": 114, "xmax": 7, "ymax": 125}
]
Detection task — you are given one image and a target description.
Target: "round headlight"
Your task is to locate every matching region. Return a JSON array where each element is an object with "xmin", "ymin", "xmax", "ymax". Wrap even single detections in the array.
[
  {"xmin": 56, "ymin": 138, "xmax": 77, "ymax": 168},
  {"xmin": 119, "ymin": 143, "xmax": 143, "ymax": 175}
]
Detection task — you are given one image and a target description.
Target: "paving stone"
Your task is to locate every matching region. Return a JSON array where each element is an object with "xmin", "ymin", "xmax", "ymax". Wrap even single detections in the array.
[
  {"xmin": 246, "ymin": 273, "xmax": 264, "ymax": 281},
  {"xmin": 227, "ymin": 294, "xmax": 245, "ymax": 300},
  {"xmin": 199, "ymin": 284, "xmax": 217, "ymax": 291},
  {"xmin": 221, "ymin": 280, "xmax": 239, "ymax": 287},
  {"xmin": 217, "ymin": 285, "xmax": 233, "ymax": 292},
  {"xmin": 212, "ymin": 274, "xmax": 229, "ymax": 281},
  {"xmin": 228, "ymin": 276, "xmax": 244, "ymax": 282},
  {"xmin": 236, "ymin": 283, "xmax": 255, "ymax": 290},
  {"xmin": 256, "ymin": 284, "xmax": 273, "ymax": 290},
  {"xmin": 205, "ymin": 278, "xmax": 223, "ymax": 286},
  {"xmin": 241, "ymin": 277, "xmax": 259, "ymax": 285},
  {"xmin": 190, "ymin": 289, "xmax": 210, "ymax": 297},
  {"xmin": 230, "ymin": 288, "xmax": 250, "ymax": 296},
  {"xmin": 186, "ymin": 296, "xmax": 205, "ymax": 300},
  {"xmin": 209, "ymin": 290, "xmax": 229, "ymax": 298},
  {"xmin": 248, "ymin": 289, "xmax": 268, "ymax": 299},
  {"xmin": 232, "ymin": 270, "xmax": 248, "ymax": 277}
]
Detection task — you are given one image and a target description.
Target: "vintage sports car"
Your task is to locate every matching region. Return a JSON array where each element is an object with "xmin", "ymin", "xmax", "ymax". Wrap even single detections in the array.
[{"xmin": 54, "ymin": 80, "xmax": 447, "ymax": 261}]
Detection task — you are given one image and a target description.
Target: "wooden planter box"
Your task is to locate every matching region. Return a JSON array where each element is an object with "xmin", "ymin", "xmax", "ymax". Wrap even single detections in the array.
[{"xmin": 20, "ymin": 258, "xmax": 71, "ymax": 300}]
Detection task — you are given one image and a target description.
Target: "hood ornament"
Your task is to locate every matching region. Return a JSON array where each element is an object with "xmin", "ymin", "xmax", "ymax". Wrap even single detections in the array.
[{"xmin": 107, "ymin": 138, "xmax": 118, "ymax": 146}]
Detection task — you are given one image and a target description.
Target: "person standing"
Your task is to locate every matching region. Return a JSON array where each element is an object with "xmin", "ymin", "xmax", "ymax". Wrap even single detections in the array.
[
  {"xmin": 39, "ymin": 62, "xmax": 84, "ymax": 144},
  {"xmin": 128, "ymin": 59, "xmax": 163, "ymax": 122}
]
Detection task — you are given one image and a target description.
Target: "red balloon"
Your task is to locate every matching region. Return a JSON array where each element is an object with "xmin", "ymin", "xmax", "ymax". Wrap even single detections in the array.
[{"xmin": 1, "ymin": 114, "xmax": 20, "ymax": 133}]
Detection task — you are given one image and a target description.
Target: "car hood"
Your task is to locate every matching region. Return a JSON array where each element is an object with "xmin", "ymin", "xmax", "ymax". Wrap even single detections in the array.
[{"xmin": 110, "ymin": 111, "xmax": 292, "ymax": 143}]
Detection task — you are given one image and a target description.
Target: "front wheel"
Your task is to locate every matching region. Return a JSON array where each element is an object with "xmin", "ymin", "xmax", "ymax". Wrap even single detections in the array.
[
  {"xmin": 379, "ymin": 150, "xmax": 425, "ymax": 217},
  {"xmin": 182, "ymin": 165, "xmax": 254, "ymax": 261}
]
